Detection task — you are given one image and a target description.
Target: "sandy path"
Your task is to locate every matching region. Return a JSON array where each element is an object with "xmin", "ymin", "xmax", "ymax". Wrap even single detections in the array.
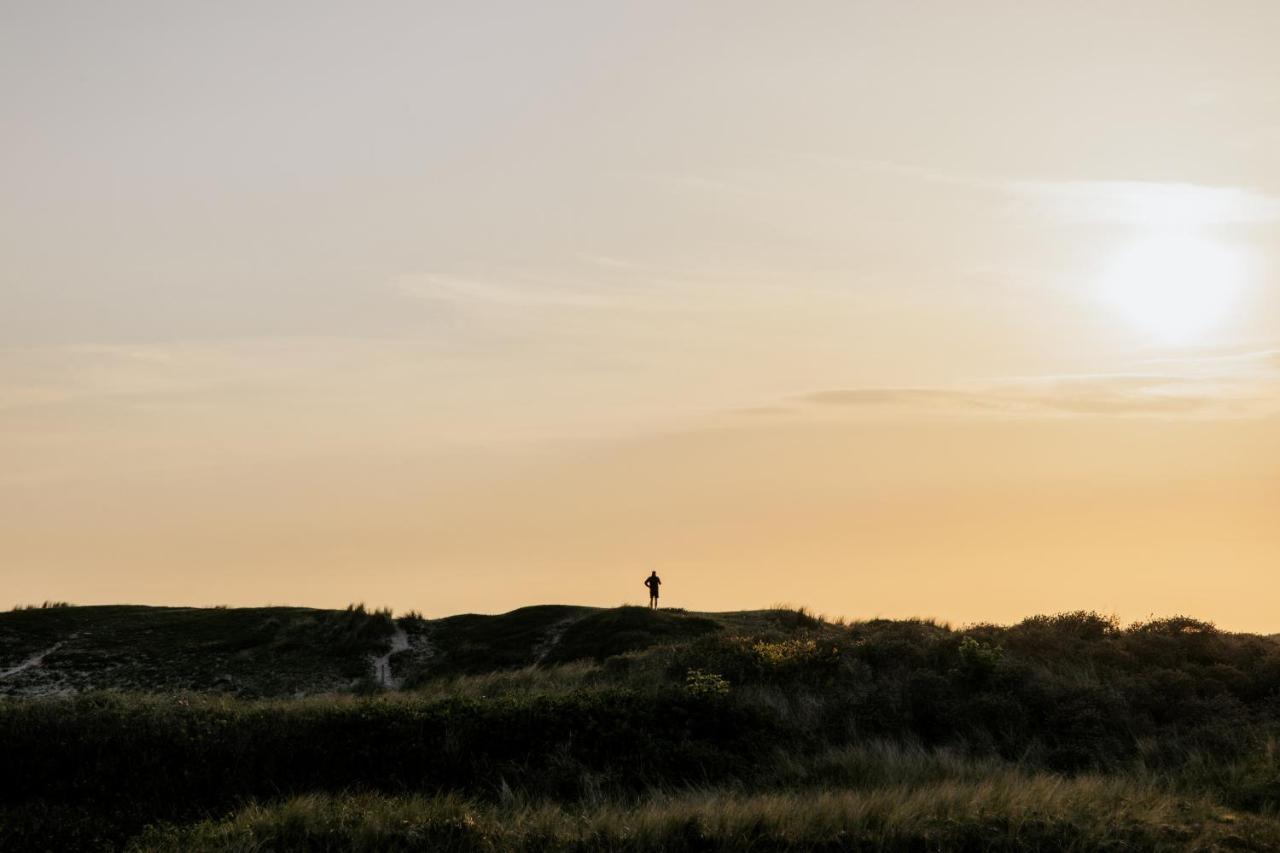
[
  {"xmin": 0, "ymin": 641, "xmax": 65, "ymax": 680},
  {"xmin": 371, "ymin": 624, "xmax": 410, "ymax": 689},
  {"xmin": 534, "ymin": 615, "xmax": 581, "ymax": 666}
]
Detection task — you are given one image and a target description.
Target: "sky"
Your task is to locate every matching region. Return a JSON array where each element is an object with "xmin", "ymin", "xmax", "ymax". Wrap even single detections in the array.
[{"xmin": 2, "ymin": 2, "xmax": 1279, "ymax": 629}]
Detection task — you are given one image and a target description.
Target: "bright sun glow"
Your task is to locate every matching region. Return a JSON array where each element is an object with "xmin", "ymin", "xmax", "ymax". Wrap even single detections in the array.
[{"xmin": 1100, "ymin": 231, "xmax": 1249, "ymax": 343}]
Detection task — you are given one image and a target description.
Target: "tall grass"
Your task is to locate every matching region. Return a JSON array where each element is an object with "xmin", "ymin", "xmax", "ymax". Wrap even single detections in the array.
[
  {"xmin": 408, "ymin": 661, "xmax": 603, "ymax": 701},
  {"xmin": 321, "ymin": 603, "xmax": 395, "ymax": 651},
  {"xmin": 129, "ymin": 775, "xmax": 1279, "ymax": 852}
]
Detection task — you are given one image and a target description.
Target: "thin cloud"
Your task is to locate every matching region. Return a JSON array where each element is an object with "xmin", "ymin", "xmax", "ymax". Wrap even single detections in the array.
[
  {"xmin": 793, "ymin": 354, "xmax": 1280, "ymax": 419},
  {"xmin": 1135, "ymin": 349, "xmax": 1280, "ymax": 376},
  {"xmin": 797, "ymin": 382, "xmax": 1213, "ymax": 417},
  {"xmin": 817, "ymin": 156, "xmax": 1280, "ymax": 227},
  {"xmin": 1008, "ymin": 180, "xmax": 1280, "ymax": 226},
  {"xmin": 389, "ymin": 268, "xmax": 817, "ymax": 315},
  {"xmin": 727, "ymin": 405, "xmax": 795, "ymax": 417},
  {"xmin": 802, "ymin": 389, "xmax": 977, "ymax": 408},
  {"xmin": 390, "ymin": 273, "xmax": 616, "ymax": 309}
]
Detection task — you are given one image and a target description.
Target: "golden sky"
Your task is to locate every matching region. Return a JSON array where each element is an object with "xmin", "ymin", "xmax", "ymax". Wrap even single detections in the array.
[{"xmin": 2, "ymin": 2, "xmax": 1278, "ymax": 628}]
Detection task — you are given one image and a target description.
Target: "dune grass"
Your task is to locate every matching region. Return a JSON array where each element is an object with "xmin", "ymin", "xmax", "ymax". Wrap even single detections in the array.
[
  {"xmin": 8, "ymin": 604, "xmax": 1280, "ymax": 851},
  {"xmin": 0, "ymin": 604, "xmax": 398, "ymax": 697},
  {"xmin": 130, "ymin": 774, "xmax": 1278, "ymax": 852}
]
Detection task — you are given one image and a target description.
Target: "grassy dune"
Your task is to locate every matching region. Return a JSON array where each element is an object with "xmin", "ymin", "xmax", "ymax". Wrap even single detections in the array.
[
  {"xmin": 0, "ymin": 603, "xmax": 396, "ymax": 696},
  {"xmin": 5, "ymin": 604, "xmax": 1280, "ymax": 851}
]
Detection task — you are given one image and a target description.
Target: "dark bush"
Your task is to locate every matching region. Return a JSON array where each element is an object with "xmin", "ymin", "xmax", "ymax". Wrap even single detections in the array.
[{"xmin": 0, "ymin": 690, "xmax": 781, "ymax": 852}]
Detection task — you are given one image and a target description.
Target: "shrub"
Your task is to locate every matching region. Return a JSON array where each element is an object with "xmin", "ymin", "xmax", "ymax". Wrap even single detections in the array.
[
  {"xmin": 684, "ymin": 669, "xmax": 730, "ymax": 698},
  {"xmin": 0, "ymin": 689, "xmax": 783, "ymax": 851},
  {"xmin": 1017, "ymin": 611, "xmax": 1119, "ymax": 641},
  {"xmin": 953, "ymin": 636, "xmax": 1003, "ymax": 686}
]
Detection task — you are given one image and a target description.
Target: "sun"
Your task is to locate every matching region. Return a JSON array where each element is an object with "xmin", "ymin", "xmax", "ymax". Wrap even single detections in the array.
[{"xmin": 1099, "ymin": 231, "xmax": 1248, "ymax": 344}]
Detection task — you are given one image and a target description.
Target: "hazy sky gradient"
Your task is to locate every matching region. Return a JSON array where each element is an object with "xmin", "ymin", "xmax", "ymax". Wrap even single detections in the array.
[{"xmin": 3, "ymin": 2, "xmax": 1278, "ymax": 628}]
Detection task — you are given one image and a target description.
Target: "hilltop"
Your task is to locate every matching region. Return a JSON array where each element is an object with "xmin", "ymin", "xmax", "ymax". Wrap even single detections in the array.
[{"xmin": 0, "ymin": 602, "xmax": 757, "ymax": 697}]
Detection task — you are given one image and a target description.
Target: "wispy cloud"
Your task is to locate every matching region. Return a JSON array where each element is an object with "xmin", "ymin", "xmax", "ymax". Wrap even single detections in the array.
[
  {"xmin": 1007, "ymin": 180, "xmax": 1280, "ymax": 227},
  {"xmin": 791, "ymin": 351, "xmax": 1280, "ymax": 419},
  {"xmin": 389, "ymin": 273, "xmax": 617, "ymax": 309},
  {"xmin": 0, "ymin": 338, "xmax": 450, "ymax": 414},
  {"xmin": 1137, "ymin": 348, "xmax": 1280, "ymax": 374},
  {"xmin": 388, "ymin": 264, "xmax": 818, "ymax": 315},
  {"xmin": 0, "ymin": 345, "xmax": 187, "ymax": 411},
  {"xmin": 818, "ymin": 156, "xmax": 1280, "ymax": 227}
]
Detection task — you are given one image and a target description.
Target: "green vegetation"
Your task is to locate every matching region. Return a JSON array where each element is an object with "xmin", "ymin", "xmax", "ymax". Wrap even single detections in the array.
[
  {"xmin": 0, "ymin": 604, "xmax": 396, "ymax": 697},
  {"xmin": 540, "ymin": 606, "xmax": 721, "ymax": 666},
  {"xmin": 414, "ymin": 604, "xmax": 593, "ymax": 677},
  {"xmin": 5, "ymin": 604, "xmax": 1280, "ymax": 850},
  {"xmin": 128, "ymin": 779, "xmax": 1280, "ymax": 852}
]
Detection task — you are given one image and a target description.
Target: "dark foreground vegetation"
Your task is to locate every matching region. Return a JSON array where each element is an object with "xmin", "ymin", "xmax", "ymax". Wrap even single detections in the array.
[
  {"xmin": 5, "ymin": 605, "xmax": 1280, "ymax": 850},
  {"xmin": 0, "ymin": 603, "xmax": 395, "ymax": 697}
]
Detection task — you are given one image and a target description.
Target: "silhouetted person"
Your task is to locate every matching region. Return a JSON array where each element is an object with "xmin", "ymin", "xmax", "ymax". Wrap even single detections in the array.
[{"xmin": 644, "ymin": 571, "xmax": 661, "ymax": 609}]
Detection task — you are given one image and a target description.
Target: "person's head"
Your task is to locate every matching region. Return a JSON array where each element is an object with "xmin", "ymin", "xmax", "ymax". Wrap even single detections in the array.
[{"xmin": 650, "ymin": 571, "xmax": 657, "ymax": 577}]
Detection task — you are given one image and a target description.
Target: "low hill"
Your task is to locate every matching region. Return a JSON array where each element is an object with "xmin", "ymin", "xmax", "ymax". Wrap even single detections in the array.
[
  {"xmin": 7, "ymin": 604, "xmax": 1280, "ymax": 852},
  {"xmin": 0, "ymin": 602, "xmax": 745, "ymax": 697},
  {"xmin": 0, "ymin": 603, "xmax": 399, "ymax": 697}
]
